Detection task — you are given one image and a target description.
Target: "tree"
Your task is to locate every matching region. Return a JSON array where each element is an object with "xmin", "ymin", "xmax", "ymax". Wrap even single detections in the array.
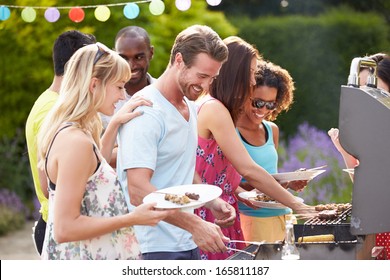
[
  {"xmin": 236, "ymin": 7, "xmax": 390, "ymax": 138},
  {"xmin": 0, "ymin": 0, "xmax": 236, "ymax": 211},
  {"xmin": 0, "ymin": 0, "xmax": 236, "ymax": 138},
  {"xmin": 210, "ymin": 0, "xmax": 390, "ymax": 22}
]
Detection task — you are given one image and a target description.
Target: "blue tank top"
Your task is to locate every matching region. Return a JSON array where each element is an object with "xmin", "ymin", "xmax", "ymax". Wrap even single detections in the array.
[{"xmin": 237, "ymin": 121, "xmax": 291, "ymax": 217}]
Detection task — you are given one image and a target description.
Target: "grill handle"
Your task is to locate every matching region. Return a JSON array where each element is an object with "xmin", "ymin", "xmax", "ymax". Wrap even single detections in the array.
[{"xmin": 347, "ymin": 57, "xmax": 377, "ymax": 88}]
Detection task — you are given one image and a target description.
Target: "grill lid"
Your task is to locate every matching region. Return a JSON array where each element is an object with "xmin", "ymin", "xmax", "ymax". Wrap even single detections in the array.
[{"xmin": 338, "ymin": 57, "xmax": 390, "ymax": 235}]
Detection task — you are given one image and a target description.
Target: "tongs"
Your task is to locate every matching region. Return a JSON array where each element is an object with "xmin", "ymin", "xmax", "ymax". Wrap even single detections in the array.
[
  {"xmin": 226, "ymin": 248, "xmax": 256, "ymax": 257},
  {"xmin": 229, "ymin": 239, "xmax": 266, "ymax": 246},
  {"xmin": 227, "ymin": 240, "xmax": 266, "ymax": 258}
]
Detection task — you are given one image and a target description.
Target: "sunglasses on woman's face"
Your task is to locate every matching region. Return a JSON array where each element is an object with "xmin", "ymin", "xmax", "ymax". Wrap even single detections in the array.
[{"xmin": 251, "ymin": 98, "xmax": 277, "ymax": 110}]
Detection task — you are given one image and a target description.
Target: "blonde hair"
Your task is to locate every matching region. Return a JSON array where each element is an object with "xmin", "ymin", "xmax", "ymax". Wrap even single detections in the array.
[{"xmin": 38, "ymin": 43, "xmax": 131, "ymax": 166}]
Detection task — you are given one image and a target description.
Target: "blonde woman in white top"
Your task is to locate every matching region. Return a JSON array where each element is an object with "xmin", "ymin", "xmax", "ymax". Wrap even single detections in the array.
[{"xmin": 38, "ymin": 43, "xmax": 173, "ymax": 259}]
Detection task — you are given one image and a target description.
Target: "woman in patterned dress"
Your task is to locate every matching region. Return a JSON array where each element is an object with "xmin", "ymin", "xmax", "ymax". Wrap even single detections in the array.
[
  {"xmin": 37, "ymin": 43, "xmax": 173, "ymax": 260},
  {"xmin": 195, "ymin": 36, "xmax": 314, "ymax": 260}
]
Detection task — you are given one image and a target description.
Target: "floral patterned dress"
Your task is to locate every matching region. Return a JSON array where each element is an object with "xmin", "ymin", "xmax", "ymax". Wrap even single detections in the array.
[
  {"xmin": 194, "ymin": 98, "xmax": 245, "ymax": 260},
  {"xmin": 41, "ymin": 152, "xmax": 141, "ymax": 260}
]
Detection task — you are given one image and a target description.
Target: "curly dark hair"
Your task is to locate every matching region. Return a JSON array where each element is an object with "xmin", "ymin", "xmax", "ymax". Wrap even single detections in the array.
[{"xmin": 254, "ymin": 60, "xmax": 295, "ymax": 121}]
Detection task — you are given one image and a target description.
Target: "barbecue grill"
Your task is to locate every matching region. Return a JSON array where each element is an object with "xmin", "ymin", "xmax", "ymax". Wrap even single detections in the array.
[
  {"xmin": 228, "ymin": 207, "xmax": 367, "ymax": 260},
  {"xmin": 228, "ymin": 57, "xmax": 390, "ymax": 260},
  {"xmin": 339, "ymin": 57, "xmax": 390, "ymax": 235}
]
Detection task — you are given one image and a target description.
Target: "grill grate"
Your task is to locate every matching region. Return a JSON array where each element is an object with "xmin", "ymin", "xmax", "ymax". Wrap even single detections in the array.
[{"xmin": 304, "ymin": 206, "xmax": 352, "ymax": 225}]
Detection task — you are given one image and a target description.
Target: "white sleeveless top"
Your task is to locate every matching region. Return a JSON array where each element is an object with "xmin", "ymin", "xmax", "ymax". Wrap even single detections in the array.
[{"xmin": 42, "ymin": 125, "xmax": 141, "ymax": 260}]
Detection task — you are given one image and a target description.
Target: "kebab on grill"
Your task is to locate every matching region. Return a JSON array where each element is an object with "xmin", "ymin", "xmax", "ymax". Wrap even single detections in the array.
[
  {"xmin": 318, "ymin": 209, "xmax": 338, "ymax": 220},
  {"xmin": 315, "ymin": 203, "xmax": 352, "ymax": 220}
]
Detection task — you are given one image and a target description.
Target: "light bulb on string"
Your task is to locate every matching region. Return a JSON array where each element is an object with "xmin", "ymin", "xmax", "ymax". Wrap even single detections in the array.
[
  {"xmin": 0, "ymin": 6, "xmax": 11, "ymax": 21},
  {"xmin": 206, "ymin": 0, "xmax": 222, "ymax": 6},
  {"xmin": 123, "ymin": 3, "xmax": 140, "ymax": 19},
  {"xmin": 44, "ymin": 8, "xmax": 60, "ymax": 22},
  {"xmin": 176, "ymin": 0, "xmax": 191, "ymax": 11},
  {"xmin": 149, "ymin": 0, "xmax": 165, "ymax": 16},
  {"xmin": 95, "ymin": 6, "xmax": 111, "ymax": 22},
  {"xmin": 69, "ymin": 7, "xmax": 85, "ymax": 23},
  {"xmin": 21, "ymin": 7, "xmax": 36, "ymax": 22}
]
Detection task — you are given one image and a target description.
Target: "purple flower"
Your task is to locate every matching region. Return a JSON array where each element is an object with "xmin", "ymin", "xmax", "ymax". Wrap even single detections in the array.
[
  {"xmin": 278, "ymin": 122, "xmax": 353, "ymax": 204},
  {"xmin": 0, "ymin": 188, "xmax": 27, "ymax": 215}
]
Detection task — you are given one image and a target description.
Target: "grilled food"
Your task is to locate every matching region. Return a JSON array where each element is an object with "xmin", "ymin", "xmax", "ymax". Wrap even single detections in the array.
[
  {"xmin": 318, "ymin": 209, "xmax": 338, "ymax": 220},
  {"xmin": 315, "ymin": 203, "xmax": 351, "ymax": 212},
  {"xmin": 185, "ymin": 192, "xmax": 200, "ymax": 200},
  {"xmin": 298, "ymin": 234, "xmax": 335, "ymax": 243},
  {"xmin": 164, "ymin": 194, "xmax": 191, "ymax": 205},
  {"xmin": 315, "ymin": 203, "xmax": 352, "ymax": 219},
  {"xmin": 250, "ymin": 193, "xmax": 276, "ymax": 202}
]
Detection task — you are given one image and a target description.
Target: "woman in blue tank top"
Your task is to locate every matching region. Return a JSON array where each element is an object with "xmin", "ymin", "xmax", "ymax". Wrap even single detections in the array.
[{"xmin": 236, "ymin": 61, "xmax": 307, "ymax": 242}]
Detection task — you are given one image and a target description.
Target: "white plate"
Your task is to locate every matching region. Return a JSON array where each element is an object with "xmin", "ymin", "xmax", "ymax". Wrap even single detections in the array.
[
  {"xmin": 143, "ymin": 184, "xmax": 222, "ymax": 210},
  {"xmin": 271, "ymin": 169, "xmax": 326, "ymax": 183},
  {"xmin": 238, "ymin": 191, "xmax": 304, "ymax": 209}
]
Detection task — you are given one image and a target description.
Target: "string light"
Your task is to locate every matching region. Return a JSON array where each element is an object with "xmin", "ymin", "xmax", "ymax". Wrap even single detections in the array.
[
  {"xmin": 175, "ymin": 0, "xmax": 191, "ymax": 12},
  {"xmin": 1, "ymin": 1, "xmax": 151, "ymax": 10},
  {"xmin": 44, "ymin": 7, "xmax": 60, "ymax": 22},
  {"xmin": 123, "ymin": 3, "xmax": 140, "ymax": 19},
  {"xmin": 0, "ymin": 1, "xmax": 222, "ymax": 23}
]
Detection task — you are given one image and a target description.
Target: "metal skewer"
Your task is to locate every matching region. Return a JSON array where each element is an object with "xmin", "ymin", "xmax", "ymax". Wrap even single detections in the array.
[{"xmin": 226, "ymin": 247, "xmax": 256, "ymax": 257}]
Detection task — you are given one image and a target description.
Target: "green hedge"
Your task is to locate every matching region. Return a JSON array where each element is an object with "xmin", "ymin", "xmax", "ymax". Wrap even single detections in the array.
[{"xmin": 235, "ymin": 7, "xmax": 390, "ymax": 138}]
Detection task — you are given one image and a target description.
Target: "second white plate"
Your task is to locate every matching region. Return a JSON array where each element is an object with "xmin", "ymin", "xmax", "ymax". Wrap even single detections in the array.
[
  {"xmin": 272, "ymin": 169, "xmax": 326, "ymax": 183},
  {"xmin": 143, "ymin": 184, "xmax": 222, "ymax": 210},
  {"xmin": 238, "ymin": 191, "xmax": 304, "ymax": 209}
]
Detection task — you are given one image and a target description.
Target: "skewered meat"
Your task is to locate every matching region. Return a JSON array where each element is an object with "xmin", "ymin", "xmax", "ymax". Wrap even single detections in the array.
[
  {"xmin": 315, "ymin": 203, "xmax": 351, "ymax": 212},
  {"xmin": 318, "ymin": 209, "xmax": 338, "ymax": 220}
]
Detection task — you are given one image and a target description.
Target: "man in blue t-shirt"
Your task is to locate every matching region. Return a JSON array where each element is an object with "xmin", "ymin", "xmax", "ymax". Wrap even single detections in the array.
[{"xmin": 117, "ymin": 25, "xmax": 236, "ymax": 260}]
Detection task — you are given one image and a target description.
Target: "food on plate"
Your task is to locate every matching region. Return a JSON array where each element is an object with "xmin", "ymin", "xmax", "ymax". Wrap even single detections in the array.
[
  {"xmin": 298, "ymin": 234, "xmax": 335, "ymax": 243},
  {"xmin": 249, "ymin": 193, "xmax": 276, "ymax": 203},
  {"xmin": 185, "ymin": 192, "xmax": 200, "ymax": 200},
  {"xmin": 164, "ymin": 194, "xmax": 190, "ymax": 205}
]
